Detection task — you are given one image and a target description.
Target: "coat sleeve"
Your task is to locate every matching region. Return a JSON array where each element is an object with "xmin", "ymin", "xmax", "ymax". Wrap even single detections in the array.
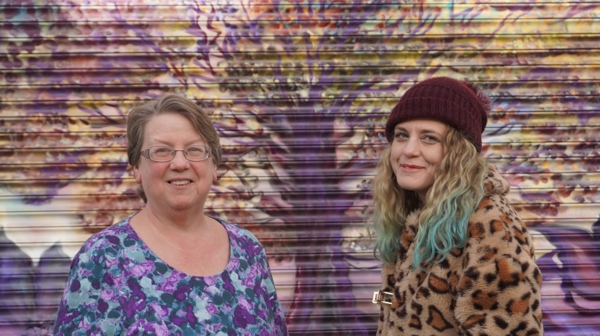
[{"xmin": 453, "ymin": 196, "xmax": 543, "ymax": 336}]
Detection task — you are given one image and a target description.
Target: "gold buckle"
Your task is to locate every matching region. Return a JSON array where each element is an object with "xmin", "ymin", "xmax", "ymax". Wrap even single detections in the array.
[{"xmin": 372, "ymin": 290, "xmax": 393, "ymax": 305}]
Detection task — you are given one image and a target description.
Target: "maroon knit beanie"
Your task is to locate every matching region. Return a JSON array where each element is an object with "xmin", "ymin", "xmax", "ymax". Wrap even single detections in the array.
[{"xmin": 385, "ymin": 77, "xmax": 491, "ymax": 152}]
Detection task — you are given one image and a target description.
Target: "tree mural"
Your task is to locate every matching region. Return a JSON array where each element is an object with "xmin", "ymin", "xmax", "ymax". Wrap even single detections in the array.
[{"xmin": 197, "ymin": 1, "xmax": 491, "ymax": 332}]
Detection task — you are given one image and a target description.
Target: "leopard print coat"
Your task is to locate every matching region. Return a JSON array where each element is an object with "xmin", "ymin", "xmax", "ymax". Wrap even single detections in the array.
[{"xmin": 376, "ymin": 165, "xmax": 543, "ymax": 336}]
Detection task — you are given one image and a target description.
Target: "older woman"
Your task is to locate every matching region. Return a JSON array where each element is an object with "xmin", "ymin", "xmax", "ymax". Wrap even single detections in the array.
[
  {"xmin": 54, "ymin": 94, "xmax": 287, "ymax": 335},
  {"xmin": 371, "ymin": 77, "xmax": 543, "ymax": 335}
]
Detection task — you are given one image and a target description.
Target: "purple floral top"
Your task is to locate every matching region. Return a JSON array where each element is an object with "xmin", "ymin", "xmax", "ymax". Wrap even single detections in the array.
[{"xmin": 54, "ymin": 216, "xmax": 288, "ymax": 335}]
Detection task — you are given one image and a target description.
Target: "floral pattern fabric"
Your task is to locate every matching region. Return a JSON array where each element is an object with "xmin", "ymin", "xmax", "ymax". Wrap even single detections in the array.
[{"xmin": 54, "ymin": 216, "xmax": 287, "ymax": 335}]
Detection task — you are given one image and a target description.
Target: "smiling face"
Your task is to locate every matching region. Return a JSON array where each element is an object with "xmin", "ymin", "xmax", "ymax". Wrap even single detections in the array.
[
  {"xmin": 390, "ymin": 119, "xmax": 447, "ymax": 202},
  {"xmin": 133, "ymin": 113, "xmax": 217, "ymax": 213}
]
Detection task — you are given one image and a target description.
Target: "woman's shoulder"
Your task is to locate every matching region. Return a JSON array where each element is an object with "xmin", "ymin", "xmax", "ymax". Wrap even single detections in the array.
[
  {"xmin": 466, "ymin": 191, "xmax": 535, "ymax": 260},
  {"xmin": 212, "ymin": 217, "xmax": 267, "ymax": 262},
  {"xmin": 470, "ymin": 165, "xmax": 532, "ymax": 245},
  {"xmin": 213, "ymin": 217, "xmax": 263, "ymax": 245},
  {"xmin": 75, "ymin": 216, "xmax": 134, "ymax": 257},
  {"xmin": 64, "ymin": 217, "xmax": 135, "ymax": 284}
]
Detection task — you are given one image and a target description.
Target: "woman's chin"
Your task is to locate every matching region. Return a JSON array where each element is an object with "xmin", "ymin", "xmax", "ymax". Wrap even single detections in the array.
[{"xmin": 148, "ymin": 197, "xmax": 204, "ymax": 213}]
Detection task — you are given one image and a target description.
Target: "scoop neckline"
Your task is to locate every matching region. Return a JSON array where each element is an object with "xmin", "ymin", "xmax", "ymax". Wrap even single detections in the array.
[{"xmin": 122, "ymin": 214, "xmax": 234, "ymax": 280}]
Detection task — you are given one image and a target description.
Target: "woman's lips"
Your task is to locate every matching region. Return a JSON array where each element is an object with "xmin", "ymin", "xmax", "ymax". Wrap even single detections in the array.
[
  {"xmin": 400, "ymin": 164, "xmax": 424, "ymax": 170},
  {"xmin": 168, "ymin": 180, "xmax": 192, "ymax": 186}
]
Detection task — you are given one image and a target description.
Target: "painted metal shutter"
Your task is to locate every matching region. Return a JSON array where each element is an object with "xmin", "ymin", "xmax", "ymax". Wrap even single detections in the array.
[{"xmin": 1, "ymin": 1, "xmax": 599, "ymax": 335}]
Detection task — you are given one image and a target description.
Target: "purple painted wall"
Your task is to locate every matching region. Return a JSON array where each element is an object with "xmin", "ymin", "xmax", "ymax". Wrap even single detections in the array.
[{"xmin": 1, "ymin": 1, "xmax": 600, "ymax": 335}]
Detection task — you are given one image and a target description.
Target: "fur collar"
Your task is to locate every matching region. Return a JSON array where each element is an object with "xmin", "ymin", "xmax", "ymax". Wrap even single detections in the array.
[{"xmin": 483, "ymin": 164, "xmax": 510, "ymax": 197}]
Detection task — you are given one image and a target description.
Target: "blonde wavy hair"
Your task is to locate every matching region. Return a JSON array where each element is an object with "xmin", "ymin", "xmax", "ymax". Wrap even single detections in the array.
[{"xmin": 372, "ymin": 126, "xmax": 488, "ymax": 268}]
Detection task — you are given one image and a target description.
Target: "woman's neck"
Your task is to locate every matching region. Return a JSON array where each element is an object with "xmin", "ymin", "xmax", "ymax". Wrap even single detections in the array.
[{"xmin": 143, "ymin": 205, "xmax": 209, "ymax": 234}]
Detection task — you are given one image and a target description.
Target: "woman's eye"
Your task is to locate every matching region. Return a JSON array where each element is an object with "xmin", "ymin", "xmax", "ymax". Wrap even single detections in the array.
[
  {"xmin": 156, "ymin": 147, "xmax": 171, "ymax": 153},
  {"xmin": 188, "ymin": 147, "xmax": 205, "ymax": 153},
  {"xmin": 394, "ymin": 132, "xmax": 408, "ymax": 139},
  {"xmin": 423, "ymin": 135, "xmax": 439, "ymax": 142}
]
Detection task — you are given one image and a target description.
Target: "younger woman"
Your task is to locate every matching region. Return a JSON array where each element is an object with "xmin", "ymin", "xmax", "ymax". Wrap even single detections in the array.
[{"xmin": 372, "ymin": 77, "xmax": 543, "ymax": 335}]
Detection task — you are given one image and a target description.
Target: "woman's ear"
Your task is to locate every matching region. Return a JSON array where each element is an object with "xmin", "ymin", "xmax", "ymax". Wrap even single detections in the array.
[
  {"xmin": 212, "ymin": 163, "xmax": 218, "ymax": 183},
  {"xmin": 133, "ymin": 165, "xmax": 142, "ymax": 184}
]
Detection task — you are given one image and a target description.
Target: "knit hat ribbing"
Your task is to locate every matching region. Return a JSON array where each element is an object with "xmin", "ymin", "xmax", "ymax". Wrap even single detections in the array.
[{"xmin": 385, "ymin": 77, "xmax": 490, "ymax": 152}]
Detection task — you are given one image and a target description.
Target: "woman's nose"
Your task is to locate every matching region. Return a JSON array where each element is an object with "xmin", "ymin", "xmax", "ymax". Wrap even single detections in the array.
[
  {"xmin": 170, "ymin": 150, "xmax": 189, "ymax": 168},
  {"xmin": 403, "ymin": 137, "xmax": 421, "ymax": 156}
]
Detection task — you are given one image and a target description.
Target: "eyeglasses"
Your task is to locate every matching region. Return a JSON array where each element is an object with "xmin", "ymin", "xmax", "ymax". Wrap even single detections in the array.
[{"xmin": 140, "ymin": 145, "xmax": 212, "ymax": 162}]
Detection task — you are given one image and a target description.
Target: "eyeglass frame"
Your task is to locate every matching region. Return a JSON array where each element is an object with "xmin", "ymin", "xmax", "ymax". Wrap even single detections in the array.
[{"xmin": 140, "ymin": 145, "xmax": 212, "ymax": 162}]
